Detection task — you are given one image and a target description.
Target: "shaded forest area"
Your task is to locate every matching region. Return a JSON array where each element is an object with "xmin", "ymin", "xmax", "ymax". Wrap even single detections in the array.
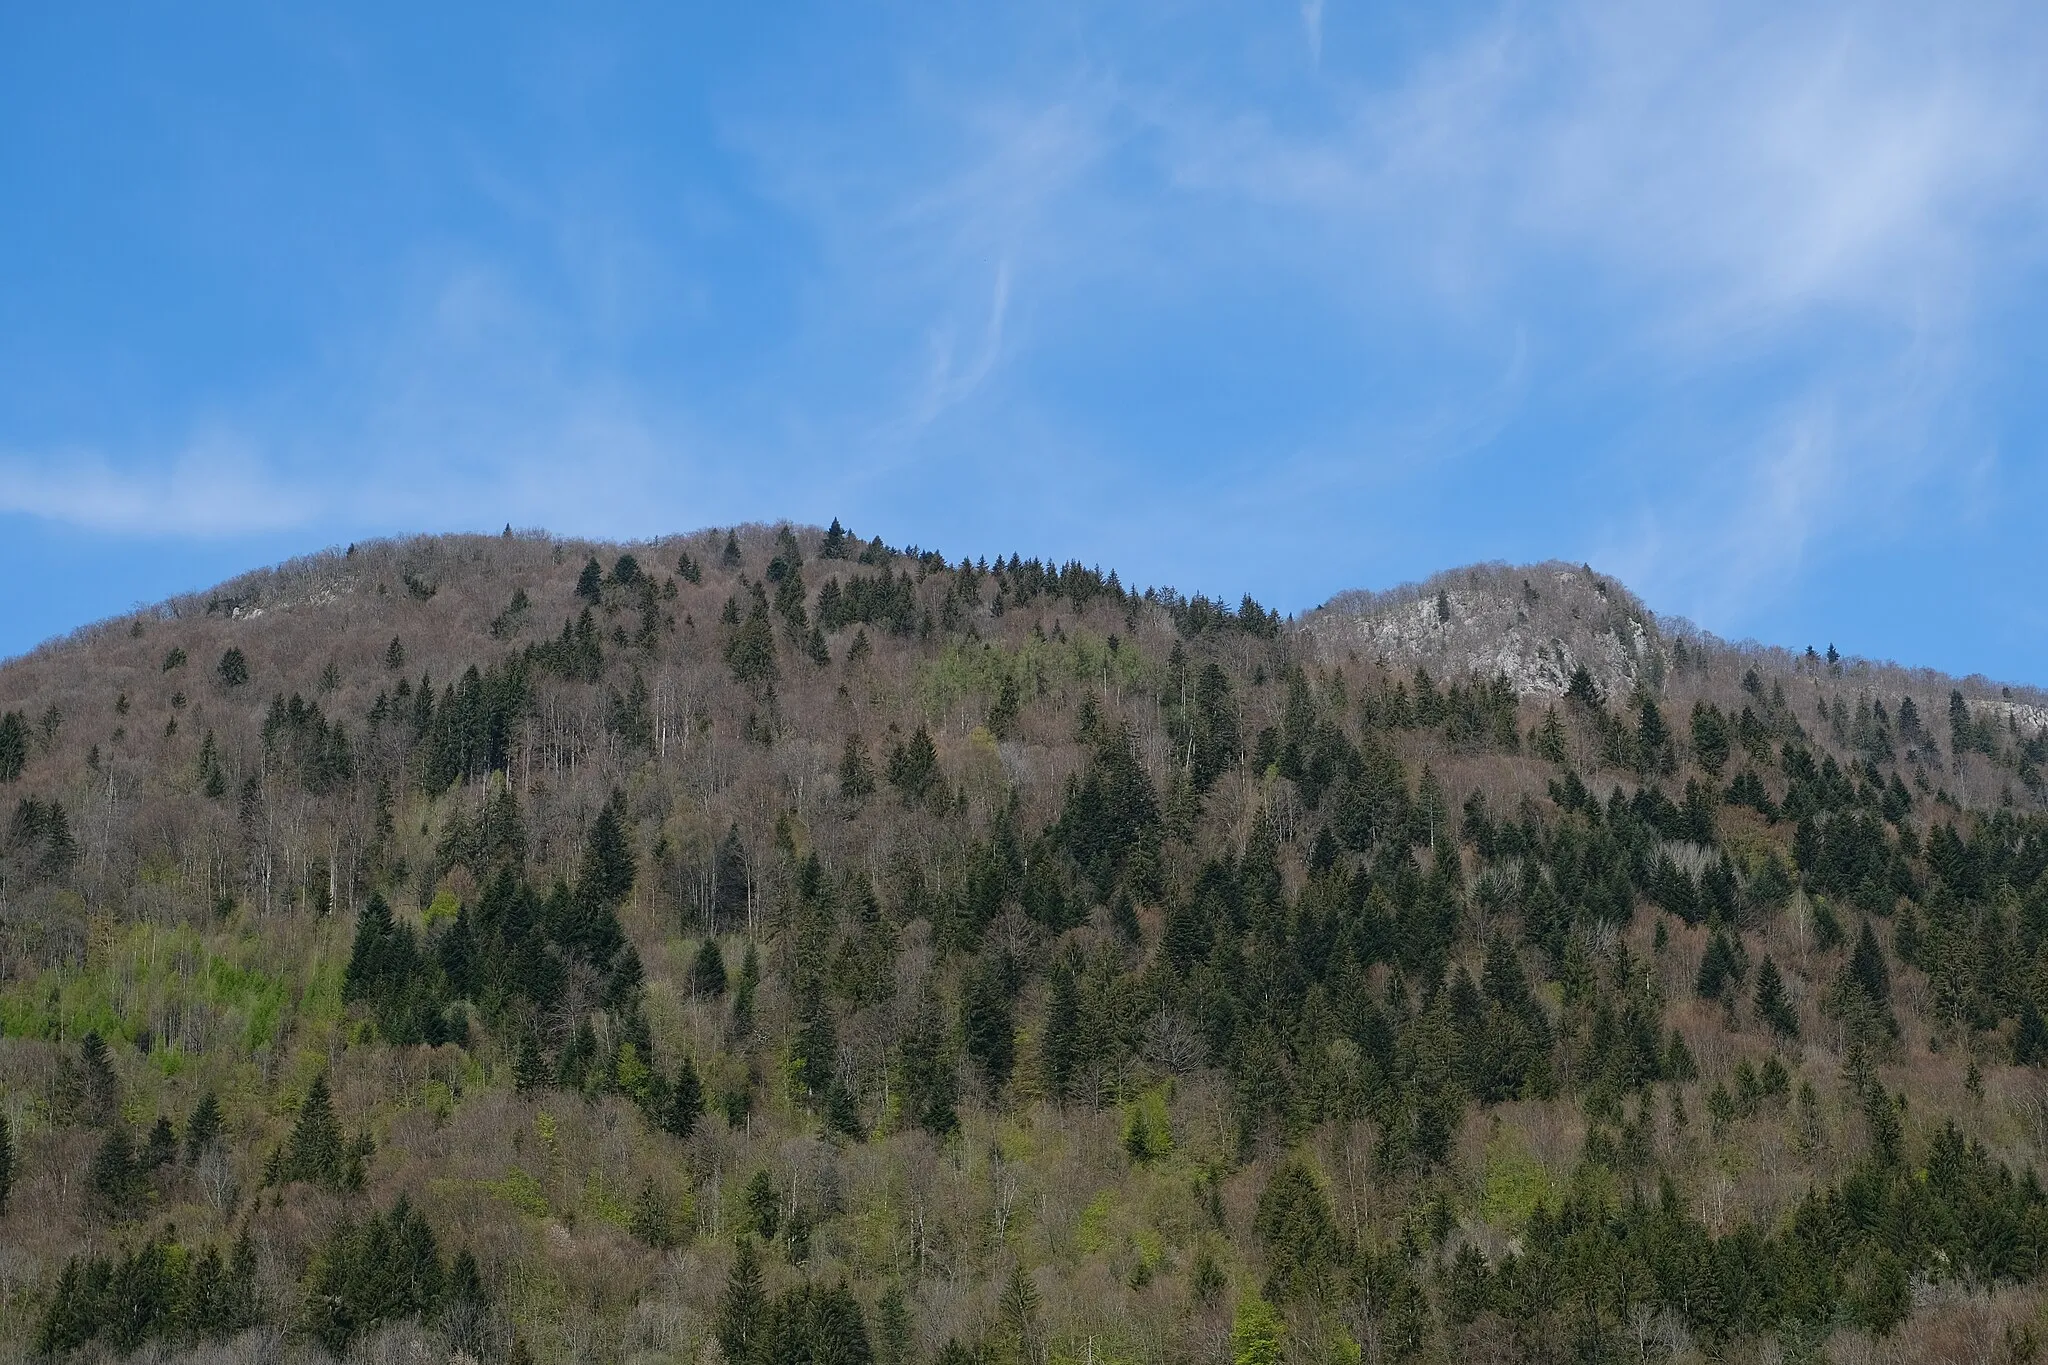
[{"xmin": 2, "ymin": 524, "xmax": 2048, "ymax": 1362}]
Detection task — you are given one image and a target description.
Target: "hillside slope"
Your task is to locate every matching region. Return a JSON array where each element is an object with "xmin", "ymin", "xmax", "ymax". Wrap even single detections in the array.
[{"xmin": 1, "ymin": 525, "xmax": 2047, "ymax": 1363}]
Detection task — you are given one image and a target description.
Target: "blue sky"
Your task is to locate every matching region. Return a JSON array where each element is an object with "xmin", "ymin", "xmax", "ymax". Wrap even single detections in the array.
[{"xmin": 4, "ymin": 3, "xmax": 2047, "ymax": 681}]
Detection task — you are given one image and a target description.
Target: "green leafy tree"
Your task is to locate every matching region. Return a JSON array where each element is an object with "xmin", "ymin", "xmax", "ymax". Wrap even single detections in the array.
[{"xmin": 1230, "ymin": 1295, "xmax": 1286, "ymax": 1365}]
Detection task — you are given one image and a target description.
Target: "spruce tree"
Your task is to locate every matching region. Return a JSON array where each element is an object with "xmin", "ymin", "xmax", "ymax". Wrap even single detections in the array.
[
  {"xmin": 1755, "ymin": 955, "xmax": 1798, "ymax": 1038},
  {"xmin": 717, "ymin": 1238, "xmax": 769, "ymax": 1364},
  {"xmin": 838, "ymin": 735, "xmax": 876, "ymax": 805},
  {"xmin": 0, "ymin": 1109, "xmax": 12, "ymax": 1214},
  {"xmin": 692, "ymin": 939, "xmax": 729, "ymax": 996},
  {"xmin": 280, "ymin": 1074, "xmax": 347, "ymax": 1188},
  {"xmin": 959, "ymin": 959, "xmax": 1015, "ymax": 1097},
  {"xmin": 666, "ymin": 1058, "xmax": 704, "ymax": 1139},
  {"xmin": 217, "ymin": 647, "xmax": 249, "ymax": 688}
]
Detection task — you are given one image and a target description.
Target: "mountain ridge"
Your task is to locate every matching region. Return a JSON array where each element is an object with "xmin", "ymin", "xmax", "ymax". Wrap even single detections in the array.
[{"xmin": 2, "ymin": 521, "xmax": 2048, "ymax": 1362}]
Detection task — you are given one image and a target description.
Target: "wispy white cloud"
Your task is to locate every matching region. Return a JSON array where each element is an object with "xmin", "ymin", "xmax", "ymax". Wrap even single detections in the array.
[
  {"xmin": 1301, "ymin": 0, "xmax": 1325, "ymax": 67},
  {"xmin": 0, "ymin": 436, "xmax": 316, "ymax": 536}
]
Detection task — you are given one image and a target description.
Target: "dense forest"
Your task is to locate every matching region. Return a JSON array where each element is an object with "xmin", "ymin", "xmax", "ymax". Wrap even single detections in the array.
[{"xmin": 2, "ymin": 524, "xmax": 2048, "ymax": 1363}]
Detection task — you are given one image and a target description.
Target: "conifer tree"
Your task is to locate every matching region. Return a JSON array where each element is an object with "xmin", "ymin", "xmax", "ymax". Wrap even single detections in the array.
[
  {"xmin": 959, "ymin": 959, "xmax": 1015, "ymax": 1097},
  {"xmin": 1755, "ymin": 955, "xmax": 1798, "ymax": 1038},
  {"xmin": 725, "ymin": 597, "xmax": 780, "ymax": 686},
  {"xmin": 838, "ymin": 734, "xmax": 876, "ymax": 805},
  {"xmin": 88, "ymin": 1125, "xmax": 141, "ymax": 1213},
  {"xmin": 0, "ymin": 710, "xmax": 27, "ymax": 782},
  {"xmin": 717, "ymin": 1238, "xmax": 768, "ymax": 1365},
  {"xmin": 692, "ymin": 939, "xmax": 729, "ymax": 996},
  {"xmin": 217, "ymin": 647, "xmax": 249, "ymax": 688},
  {"xmin": 0, "ymin": 1110, "xmax": 13, "ymax": 1215},
  {"xmin": 666, "ymin": 1057, "xmax": 704, "ymax": 1139},
  {"xmin": 901, "ymin": 993, "xmax": 958, "ymax": 1135},
  {"xmin": 279, "ymin": 1074, "xmax": 348, "ymax": 1188}
]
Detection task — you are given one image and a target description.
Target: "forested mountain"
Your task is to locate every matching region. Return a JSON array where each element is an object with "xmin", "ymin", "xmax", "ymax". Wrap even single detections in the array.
[{"xmin": 2, "ymin": 525, "xmax": 2047, "ymax": 1363}]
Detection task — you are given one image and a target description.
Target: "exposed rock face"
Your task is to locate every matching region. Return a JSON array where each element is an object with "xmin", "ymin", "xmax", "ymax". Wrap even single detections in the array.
[{"xmin": 1298, "ymin": 560, "xmax": 1668, "ymax": 700}]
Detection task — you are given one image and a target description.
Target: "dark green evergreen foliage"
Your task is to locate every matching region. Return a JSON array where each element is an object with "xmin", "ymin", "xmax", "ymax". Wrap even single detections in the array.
[
  {"xmin": 631, "ymin": 1179, "xmax": 680, "ymax": 1249},
  {"xmin": 216, "ymin": 647, "xmax": 249, "ymax": 688},
  {"xmin": 76, "ymin": 1029, "xmax": 120, "ymax": 1125},
  {"xmin": 1448, "ymin": 1117, "xmax": 2048, "ymax": 1356},
  {"xmin": 821, "ymin": 518, "xmax": 850, "ymax": 559},
  {"xmin": 576, "ymin": 789, "xmax": 638, "ymax": 911},
  {"xmin": 767, "ymin": 529, "xmax": 809, "ymax": 635},
  {"xmin": 437, "ymin": 778, "xmax": 527, "ymax": 878},
  {"xmin": 692, "ymin": 938, "xmax": 729, "ymax": 996},
  {"xmin": 1697, "ymin": 931, "xmax": 1747, "ymax": 1003},
  {"xmin": 343, "ymin": 893, "xmax": 457, "ymax": 1046},
  {"xmin": 664, "ymin": 1056, "xmax": 705, "ymax": 1138},
  {"xmin": 1755, "ymin": 954, "xmax": 1799, "ymax": 1037},
  {"xmin": 838, "ymin": 734, "xmax": 876, "ymax": 804},
  {"xmin": 143, "ymin": 1115, "xmax": 177, "ymax": 1170},
  {"xmin": 901, "ymin": 993, "xmax": 959, "ymax": 1134},
  {"xmin": 0, "ymin": 1110, "xmax": 12, "ymax": 1214},
  {"xmin": 1253, "ymin": 1160, "xmax": 1343, "ymax": 1303},
  {"xmin": 1166, "ymin": 655, "xmax": 1240, "ymax": 791},
  {"xmin": 1635, "ymin": 693, "xmax": 1673, "ymax": 773},
  {"xmin": 1155, "ymin": 588, "xmax": 1280, "ymax": 638},
  {"xmin": 1057, "ymin": 723, "xmax": 1161, "ymax": 897},
  {"xmin": 34, "ymin": 1230, "xmax": 261, "ymax": 1356},
  {"xmin": 1847, "ymin": 920, "xmax": 1892, "ymax": 1005},
  {"xmin": 959, "ymin": 958, "xmax": 1015, "ymax": 1096},
  {"xmin": 261, "ymin": 691, "xmax": 355, "ymax": 792},
  {"xmin": 7, "ymin": 795, "xmax": 79, "ymax": 882},
  {"xmin": 0, "ymin": 710, "xmax": 27, "ymax": 781},
  {"xmin": 529, "ymin": 608, "xmax": 605, "ymax": 680},
  {"xmin": 161, "ymin": 646, "xmax": 188, "ymax": 672},
  {"xmin": 488, "ymin": 588, "xmax": 532, "ymax": 639},
  {"xmin": 577, "ymin": 555, "xmax": 605, "ymax": 601},
  {"xmin": 726, "ymin": 593, "xmax": 781, "ymax": 685},
  {"xmin": 1040, "ymin": 963, "xmax": 1082, "ymax": 1103},
  {"xmin": 885, "ymin": 726, "xmax": 940, "ymax": 805},
  {"xmin": 986, "ymin": 671, "xmax": 1022, "ymax": 739},
  {"xmin": 762, "ymin": 1282, "xmax": 873, "ymax": 1365},
  {"xmin": 385, "ymin": 636, "xmax": 406, "ymax": 670},
  {"xmin": 88, "ymin": 1125, "xmax": 145, "ymax": 1213},
  {"xmin": 275, "ymin": 1074, "xmax": 365, "ymax": 1191},
  {"xmin": 817, "ymin": 569, "xmax": 918, "ymax": 636},
  {"xmin": 184, "ymin": 1091, "xmax": 222, "ymax": 1162},
  {"xmin": 873, "ymin": 1286, "xmax": 911, "ymax": 1365},
  {"xmin": 717, "ymin": 1238, "xmax": 769, "ymax": 1365},
  {"xmin": 1565, "ymin": 663, "xmax": 1602, "ymax": 707},
  {"xmin": 677, "ymin": 551, "xmax": 703, "ymax": 583},
  {"xmin": 791, "ymin": 995, "xmax": 839, "ymax": 1104},
  {"xmin": 722, "ymin": 530, "xmax": 744, "ymax": 567},
  {"xmin": 712, "ymin": 824, "xmax": 752, "ymax": 929},
  {"xmin": 387, "ymin": 658, "xmax": 532, "ymax": 790},
  {"xmin": 301, "ymin": 1196, "xmax": 462, "ymax": 1354}
]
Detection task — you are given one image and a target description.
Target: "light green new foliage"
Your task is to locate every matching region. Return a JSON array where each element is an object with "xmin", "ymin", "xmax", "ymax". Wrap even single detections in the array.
[
  {"xmin": 1230, "ymin": 1295, "xmax": 1285, "ymax": 1365},
  {"xmin": 918, "ymin": 633, "xmax": 1149, "ymax": 718}
]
